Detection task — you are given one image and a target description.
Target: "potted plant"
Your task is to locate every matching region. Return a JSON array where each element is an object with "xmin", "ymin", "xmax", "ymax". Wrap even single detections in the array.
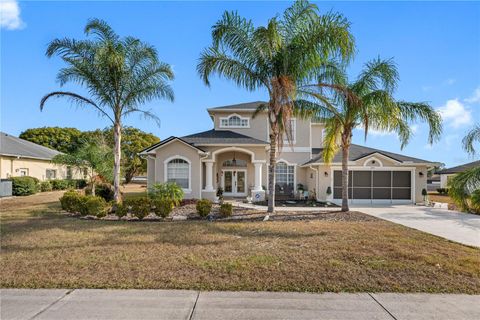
[
  {"xmin": 326, "ymin": 186, "xmax": 332, "ymax": 196},
  {"xmin": 216, "ymin": 187, "xmax": 224, "ymax": 204},
  {"xmin": 297, "ymin": 183, "xmax": 305, "ymax": 199}
]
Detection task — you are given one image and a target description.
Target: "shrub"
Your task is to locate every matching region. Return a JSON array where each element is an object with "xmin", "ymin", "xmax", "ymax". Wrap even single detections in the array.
[
  {"xmin": 79, "ymin": 196, "xmax": 108, "ymax": 217},
  {"xmin": 219, "ymin": 203, "xmax": 233, "ymax": 217},
  {"xmin": 40, "ymin": 181, "xmax": 53, "ymax": 192},
  {"xmin": 196, "ymin": 199, "xmax": 212, "ymax": 217},
  {"xmin": 51, "ymin": 179, "xmax": 71, "ymax": 190},
  {"xmin": 125, "ymin": 197, "xmax": 151, "ymax": 220},
  {"xmin": 437, "ymin": 188, "xmax": 449, "ymax": 195},
  {"xmin": 148, "ymin": 182, "xmax": 184, "ymax": 206},
  {"xmin": 73, "ymin": 179, "xmax": 87, "ymax": 189},
  {"xmin": 153, "ymin": 199, "xmax": 173, "ymax": 218},
  {"xmin": 114, "ymin": 203, "xmax": 129, "ymax": 219},
  {"xmin": 85, "ymin": 183, "xmax": 115, "ymax": 201},
  {"xmin": 11, "ymin": 176, "xmax": 39, "ymax": 196},
  {"xmin": 59, "ymin": 190, "xmax": 83, "ymax": 213}
]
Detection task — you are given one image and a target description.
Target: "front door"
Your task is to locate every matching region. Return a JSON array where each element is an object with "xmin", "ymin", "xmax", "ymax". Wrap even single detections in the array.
[{"xmin": 222, "ymin": 170, "xmax": 247, "ymax": 197}]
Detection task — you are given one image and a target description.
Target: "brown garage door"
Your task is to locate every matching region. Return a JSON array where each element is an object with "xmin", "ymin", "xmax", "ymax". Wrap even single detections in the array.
[{"xmin": 333, "ymin": 170, "xmax": 411, "ymax": 200}]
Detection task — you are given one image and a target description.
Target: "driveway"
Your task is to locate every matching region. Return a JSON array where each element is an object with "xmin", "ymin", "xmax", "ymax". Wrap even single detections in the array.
[
  {"xmin": 2, "ymin": 289, "xmax": 479, "ymax": 320},
  {"xmin": 353, "ymin": 205, "xmax": 480, "ymax": 247}
]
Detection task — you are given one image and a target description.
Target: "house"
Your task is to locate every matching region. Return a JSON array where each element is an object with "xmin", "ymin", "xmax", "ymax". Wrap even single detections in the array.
[
  {"xmin": 437, "ymin": 160, "xmax": 480, "ymax": 188},
  {"xmin": 0, "ymin": 132, "xmax": 82, "ymax": 181},
  {"xmin": 140, "ymin": 101, "xmax": 437, "ymax": 204}
]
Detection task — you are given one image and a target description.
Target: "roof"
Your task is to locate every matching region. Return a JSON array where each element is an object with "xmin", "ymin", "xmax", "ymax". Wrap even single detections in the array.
[
  {"xmin": 182, "ymin": 129, "xmax": 268, "ymax": 145},
  {"xmin": 139, "ymin": 136, "xmax": 205, "ymax": 155},
  {"xmin": 0, "ymin": 132, "xmax": 62, "ymax": 160},
  {"xmin": 207, "ymin": 101, "xmax": 268, "ymax": 112},
  {"xmin": 303, "ymin": 144, "xmax": 435, "ymax": 166},
  {"xmin": 437, "ymin": 160, "xmax": 480, "ymax": 174}
]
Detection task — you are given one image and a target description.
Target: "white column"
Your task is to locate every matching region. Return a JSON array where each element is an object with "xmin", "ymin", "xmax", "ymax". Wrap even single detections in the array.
[
  {"xmin": 205, "ymin": 162, "xmax": 214, "ymax": 191},
  {"xmin": 253, "ymin": 162, "xmax": 263, "ymax": 191}
]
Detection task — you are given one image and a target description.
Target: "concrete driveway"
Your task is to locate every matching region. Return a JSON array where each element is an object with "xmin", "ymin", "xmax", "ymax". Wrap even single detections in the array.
[
  {"xmin": 2, "ymin": 289, "xmax": 479, "ymax": 320},
  {"xmin": 353, "ymin": 205, "xmax": 480, "ymax": 247}
]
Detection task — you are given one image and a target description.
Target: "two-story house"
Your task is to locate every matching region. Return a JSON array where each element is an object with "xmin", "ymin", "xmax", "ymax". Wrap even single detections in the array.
[{"xmin": 140, "ymin": 101, "xmax": 436, "ymax": 204}]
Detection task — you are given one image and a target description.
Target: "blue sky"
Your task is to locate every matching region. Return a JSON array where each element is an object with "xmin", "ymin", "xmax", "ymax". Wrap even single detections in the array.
[{"xmin": 1, "ymin": 1, "xmax": 479, "ymax": 167}]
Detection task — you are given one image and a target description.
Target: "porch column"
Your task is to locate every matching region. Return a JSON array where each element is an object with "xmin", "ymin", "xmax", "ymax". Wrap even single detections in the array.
[
  {"xmin": 253, "ymin": 162, "xmax": 263, "ymax": 191},
  {"xmin": 205, "ymin": 161, "xmax": 214, "ymax": 191}
]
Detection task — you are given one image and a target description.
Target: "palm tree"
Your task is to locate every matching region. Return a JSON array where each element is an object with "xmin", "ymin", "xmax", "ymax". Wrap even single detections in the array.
[
  {"xmin": 448, "ymin": 125, "xmax": 480, "ymax": 212},
  {"xmin": 40, "ymin": 18, "xmax": 174, "ymax": 203},
  {"xmin": 197, "ymin": 0, "xmax": 355, "ymax": 214},
  {"xmin": 297, "ymin": 58, "xmax": 442, "ymax": 211}
]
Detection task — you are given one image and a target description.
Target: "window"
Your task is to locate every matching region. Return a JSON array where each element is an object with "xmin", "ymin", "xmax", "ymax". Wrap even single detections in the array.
[
  {"xmin": 222, "ymin": 159, "xmax": 247, "ymax": 167},
  {"xmin": 283, "ymin": 119, "xmax": 296, "ymax": 143},
  {"xmin": 220, "ymin": 115, "xmax": 249, "ymax": 128},
  {"xmin": 166, "ymin": 158, "xmax": 190, "ymax": 189},
  {"xmin": 46, "ymin": 169, "xmax": 57, "ymax": 180},
  {"xmin": 19, "ymin": 168, "xmax": 28, "ymax": 176},
  {"xmin": 66, "ymin": 167, "xmax": 73, "ymax": 180},
  {"xmin": 275, "ymin": 162, "xmax": 295, "ymax": 195}
]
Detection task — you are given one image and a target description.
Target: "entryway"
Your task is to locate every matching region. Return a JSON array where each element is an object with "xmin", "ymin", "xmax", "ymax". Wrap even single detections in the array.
[{"xmin": 222, "ymin": 169, "xmax": 247, "ymax": 197}]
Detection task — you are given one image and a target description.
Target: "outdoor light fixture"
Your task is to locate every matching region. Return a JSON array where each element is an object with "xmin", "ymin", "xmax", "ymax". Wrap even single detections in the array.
[
  {"xmin": 419, "ymin": 172, "xmax": 424, "ymax": 177},
  {"xmin": 324, "ymin": 172, "xmax": 328, "ymax": 177}
]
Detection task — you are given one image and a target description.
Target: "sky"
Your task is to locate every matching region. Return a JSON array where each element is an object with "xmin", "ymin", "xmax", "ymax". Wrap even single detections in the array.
[{"xmin": 1, "ymin": 0, "xmax": 479, "ymax": 168}]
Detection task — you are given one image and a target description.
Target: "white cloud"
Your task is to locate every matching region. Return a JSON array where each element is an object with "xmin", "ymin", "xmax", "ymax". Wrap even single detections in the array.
[
  {"xmin": 437, "ymin": 99, "xmax": 472, "ymax": 128},
  {"xmin": 465, "ymin": 87, "xmax": 480, "ymax": 104},
  {"xmin": 444, "ymin": 78, "xmax": 456, "ymax": 86},
  {"xmin": 0, "ymin": 0, "xmax": 24, "ymax": 30}
]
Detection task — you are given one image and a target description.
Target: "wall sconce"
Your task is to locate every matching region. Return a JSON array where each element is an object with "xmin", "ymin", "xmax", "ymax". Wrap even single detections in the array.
[
  {"xmin": 419, "ymin": 172, "xmax": 424, "ymax": 177},
  {"xmin": 310, "ymin": 173, "xmax": 314, "ymax": 179},
  {"xmin": 324, "ymin": 172, "xmax": 329, "ymax": 177}
]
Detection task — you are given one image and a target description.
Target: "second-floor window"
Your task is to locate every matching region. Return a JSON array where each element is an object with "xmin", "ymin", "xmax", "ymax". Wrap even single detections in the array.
[
  {"xmin": 220, "ymin": 114, "xmax": 249, "ymax": 128},
  {"xmin": 283, "ymin": 119, "xmax": 296, "ymax": 143}
]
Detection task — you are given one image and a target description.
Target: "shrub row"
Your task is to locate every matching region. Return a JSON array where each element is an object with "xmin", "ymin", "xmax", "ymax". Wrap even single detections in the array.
[
  {"xmin": 437, "ymin": 188, "xmax": 449, "ymax": 195},
  {"xmin": 195, "ymin": 200, "xmax": 232, "ymax": 218},
  {"xmin": 114, "ymin": 197, "xmax": 174, "ymax": 220},
  {"xmin": 11, "ymin": 176, "xmax": 87, "ymax": 196},
  {"xmin": 59, "ymin": 190, "xmax": 108, "ymax": 217}
]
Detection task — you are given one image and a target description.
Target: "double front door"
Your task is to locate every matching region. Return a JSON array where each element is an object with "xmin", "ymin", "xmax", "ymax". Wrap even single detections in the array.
[{"xmin": 222, "ymin": 170, "xmax": 246, "ymax": 197}]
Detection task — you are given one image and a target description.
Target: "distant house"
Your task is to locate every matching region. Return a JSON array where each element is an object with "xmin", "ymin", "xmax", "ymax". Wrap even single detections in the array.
[
  {"xmin": 437, "ymin": 160, "xmax": 480, "ymax": 188},
  {"xmin": 0, "ymin": 132, "xmax": 82, "ymax": 181}
]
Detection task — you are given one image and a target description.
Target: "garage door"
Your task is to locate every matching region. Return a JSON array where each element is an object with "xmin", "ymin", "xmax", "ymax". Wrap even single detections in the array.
[{"xmin": 333, "ymin": 170, "xmax": 411, "ymax": 201}]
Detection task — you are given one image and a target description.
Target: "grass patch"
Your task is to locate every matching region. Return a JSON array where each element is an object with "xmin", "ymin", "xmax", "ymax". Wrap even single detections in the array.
[{"xmin": 1, "ymin": 191, "xmax": 479, "ymax": 293}]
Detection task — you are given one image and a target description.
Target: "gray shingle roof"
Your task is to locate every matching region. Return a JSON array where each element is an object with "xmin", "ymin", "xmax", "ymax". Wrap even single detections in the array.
[
  {"xmin": 437, "ymin": 160, "xmax": 480, "ymax": 174},
  {"xmin": 304, "ymin": 144, "xmax": 434, "ymax": 165},
  {"xmin": 182, "ymin": 130, "xmax": 268, "ymax": 145},
  {"xmin": 0, "ymin": 132, "xmax": 62, "ymax": 160},
  {"xmin": 207, "ymin": 101, "xmax": 268, "ymax": 111}
]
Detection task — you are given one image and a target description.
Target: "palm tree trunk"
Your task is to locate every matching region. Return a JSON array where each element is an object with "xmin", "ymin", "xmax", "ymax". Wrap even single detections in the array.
[
  {"xmin": 267, "ymin": 133, "xmax": 277, "ymax": 214},
  {"xmin": 341, "ymin": 143, "xmax": 350, "ymax": 212},
  {"xmin": 113, "ymin": 122, "xmax": 122, "ymax": 203}
]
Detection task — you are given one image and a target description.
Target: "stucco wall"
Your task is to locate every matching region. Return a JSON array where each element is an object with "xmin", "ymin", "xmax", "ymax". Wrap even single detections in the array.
[
  {"xmin": 212, "ymin": 111, "xmax": 270, "ymax": 142},
  {"xmin": 153, "ymin": 140, "xmax": 202, "ymax": 199},
  {"xmin": 0, "ymin": 156, "xmax": 82, "ymax": 181},
  {"xmin": 310, "ymin": 124, "xmax": 324, "ymax": 148}
]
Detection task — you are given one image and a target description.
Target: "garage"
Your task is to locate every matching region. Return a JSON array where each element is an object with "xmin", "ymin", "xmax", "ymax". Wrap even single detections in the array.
[{"xmin": 333, "ymin": 170, "xmax": 412, "ymax": 202}]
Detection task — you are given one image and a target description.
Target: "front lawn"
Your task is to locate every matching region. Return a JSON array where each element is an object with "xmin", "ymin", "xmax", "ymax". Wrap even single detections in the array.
[{"xmin": 1, "ymin": 191, "xmax": 479, "ymax": 293}]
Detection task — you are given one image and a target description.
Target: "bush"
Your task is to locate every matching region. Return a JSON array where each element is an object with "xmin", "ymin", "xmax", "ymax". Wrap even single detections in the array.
[
  {"xmin": 11, "ymin": 176, "xmax": 39, "ymax": 196},
  {"xmin": 73, "ymin": 179, "xmax": 87, "ymax": 189},
  {"xmin": 51, "ymin": 179, "xmax": 71, "ymax": 190},
  {"xmin": 40, "ymin": 181, "xmax": 53, "ymax": 192},
  {"xmin": 59, "ymin": 190, "xmax": 83, "ymax": 213},
  {"xmin": 125, "ymin": 197, "xmax": 151, "ymax": 220},
  {"xmin": 219, "ymin": 203, "xmax": 233, "ymax": 217},
  {"xmin": 148, "ymin": 182, "xmax": 184, "ymax": 206},
  {"xmin": 196, "ymin": 199, "xmax": 212, "ymax": 217},
  {"xmin": 437, "ymin": 188, "xmax": 449, "ymax": 195},
  {"xmin": 153, "ymin": 199, "xmax": 173, "ymax": 218},
  {"xmin": 114, "ymin": 203, "xmax": 129, "ymax": 219},
  {"xmin": 80, "ymin": 196, "xmax": 108, "ymax": 217},
  {"xmin": 85, "ymin": 183, "xmax": 115, "ymax": 201}
]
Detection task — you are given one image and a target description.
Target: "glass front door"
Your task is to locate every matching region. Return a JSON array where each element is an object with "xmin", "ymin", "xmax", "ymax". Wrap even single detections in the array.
[{"xmin": 223, "ymin": 170, "xmax": 247, "ymax": 196}]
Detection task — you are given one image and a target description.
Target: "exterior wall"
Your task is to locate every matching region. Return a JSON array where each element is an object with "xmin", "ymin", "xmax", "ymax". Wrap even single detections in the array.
[
  {"xmin": 0, "ymin": 156, "xmax": 81, "ymax": 181},
  {"xmin": 440, "ymin": 174, "xmax": 455, "ymax": 188},
  {"xmin": 212, "ymin": 111, "xmax": 270, "ymax": 142},
  {"xmin": 153, "ymin": 140, "xmax": 202, "ymax": 199},
  {"xmin": 415, "ymin": 165, "xmax": 428, "ymax": 203},
  {"xmin": 310, "ymin": 124, "xmax": 324, "ymax": 148},
  {"xmin": 146, "ymin": 156, "xmax": 155, "ymax": 188}
]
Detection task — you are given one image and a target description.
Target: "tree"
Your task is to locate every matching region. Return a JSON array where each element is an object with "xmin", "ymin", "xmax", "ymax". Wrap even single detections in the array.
[
  {"xmin": 19, "ymin": 127, "xmax": 84, "ymax": 154},
  {"xmin": 101, "ymin": 126, "xmax": 159, "ymax": 183},
  {"xmin": 297, "ymin": 58, "xmax": 442, "ymax": 211},
  {"xmin": 197, "ymin": 0, "xmax": 355, "ymax": 214},
  {"xmin": 52, "ymin": 141, "xmax": 113, "ymax": 196},
  {"xmin": 448, "ymin": 125, "xmax": 480, "ymax": 212},
  {"xmin": 40, "ymin": 18, "xmax": 174, "ymax": 203}
]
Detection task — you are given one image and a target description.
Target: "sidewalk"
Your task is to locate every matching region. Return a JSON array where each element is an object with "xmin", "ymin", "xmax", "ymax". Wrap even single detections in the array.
[{"xmin": 2, "ymin": 289, "xmax": 479, "ymax": 320}]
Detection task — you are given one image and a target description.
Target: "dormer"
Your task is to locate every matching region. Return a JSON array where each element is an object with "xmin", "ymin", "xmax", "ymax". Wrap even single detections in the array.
[{"xmin": 219, "ymin": 114, "xmax": 250, "ymax": 129}]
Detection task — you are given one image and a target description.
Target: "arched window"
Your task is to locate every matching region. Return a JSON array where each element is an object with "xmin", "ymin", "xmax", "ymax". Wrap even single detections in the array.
[
  {"xmin": 220, "ymin": 114, "xmax": 249, "ymax": 128},
  {"xmin": 166, "ymin": 158, "xmax": 190, "ymax": 189}
]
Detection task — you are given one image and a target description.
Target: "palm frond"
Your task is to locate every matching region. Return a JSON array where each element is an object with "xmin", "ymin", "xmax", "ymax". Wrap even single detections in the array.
[
  {"xmin": 462, "ymin": 124, "xmax": 480, "ymax": 156},
  {"xmin": 84, "ymin": 18, "xmax": 118, "ymax": 42}
]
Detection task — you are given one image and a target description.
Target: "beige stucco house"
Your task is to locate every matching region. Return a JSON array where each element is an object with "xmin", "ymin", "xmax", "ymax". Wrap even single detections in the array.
[
  {"xmin": 141, "ymin": 102, "xmax": 437, "ymax": 204},
  {"xmin": 437, "ymin": 160, "xmax": 480, "ymax": 188},
  {"xmin": 0, "ymin": 132, "xmax": 82, "ymax": 181}
]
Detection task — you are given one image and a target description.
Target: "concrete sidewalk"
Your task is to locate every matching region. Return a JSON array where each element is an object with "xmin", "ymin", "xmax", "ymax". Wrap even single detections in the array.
[{"xmin": 1, "ymin": 289, "xmax": 479, "ymax": 320}]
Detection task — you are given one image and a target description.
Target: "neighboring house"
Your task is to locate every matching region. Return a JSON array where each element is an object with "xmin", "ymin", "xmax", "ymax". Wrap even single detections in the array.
[
  {"xmin": 427, "ymin": 173, "xmax": 441, "ymax": 191},
  {"xmin": 140, "ymin": 101, "xmax": 437, "ymax": 204},
  {"xmin": 437, "ymin": 160, "xmax": 480, "ymax": 188},
  {"xmin": 0, "ymin": 132, "xmax": 82, "ymax": 181}
]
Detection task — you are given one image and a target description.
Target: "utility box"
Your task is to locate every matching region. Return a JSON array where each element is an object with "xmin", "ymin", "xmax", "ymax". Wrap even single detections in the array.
[{"xmin": 0, "ymin": 180, "xmax": 12, "ymax": 197}]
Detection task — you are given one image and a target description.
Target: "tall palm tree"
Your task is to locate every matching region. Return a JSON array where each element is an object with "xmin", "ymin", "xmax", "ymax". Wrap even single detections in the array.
[
  {"xmin": 449, "ymin": 125, "xmax": 480, "ymax": 212},
  {"xmin": 197, "ymin": 0, "xmax": 355, "ymax": 214},
  {"xmin": 297, "ymin": 58, "xmax": 442, "ymax": 211},
  {"xmin": 40, "ymin": 19, "xmax": 174, "ymax": 203}
]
